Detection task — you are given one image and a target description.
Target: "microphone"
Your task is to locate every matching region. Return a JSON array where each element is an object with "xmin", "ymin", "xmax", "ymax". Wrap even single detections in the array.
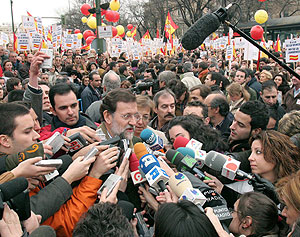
[
  {"xmin": 169, "ymin": 172, "xmax": 206, "ymax": 207},
  {"xmin": 166, "ymin": 149, "xmax": 210, "ymax": 180},
  {"xmin": 205, "ymin": 151, "xmax": 253, "ymax": 180},
  {"xmin": 0, "ymin": 177, "xmax": 28, "ymax": 202},
  {"xmin": 183, "ymin": 171, "xmax": 232, "ymax": 231},
  {"xmin": 130, "ymin": 169, "xmax": 147, "ymax": 185},
  {"xmin": 181, "ymin": 4, "xmax": 232, "ymax": 50},
  {"xmin": 139, "ymin": 154, "xmax": 169, "ymax": 192},
  {"xmin": 177, "ymin": 147, "xmax": 195, "ymax": 159},
  {"xmin": 140, "ymin": 129, "xmax": 164, "ymax": 152},
  {"xmin": 174, "ymin": 137, "xmax": 207, "ymax": 168},
  {"xmin": 173, "ymin": 136, "xmax": 189, "ymax": 150},
  {"xmin": 133, "ymin": 142, "xmax": 148, "ymax": 160}
]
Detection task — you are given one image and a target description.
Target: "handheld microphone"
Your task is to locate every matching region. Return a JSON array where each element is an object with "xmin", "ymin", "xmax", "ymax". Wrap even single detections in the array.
[
  {"xmin": 181, "ymin": 4, "xmax": 232, "ymax": 50},
  {"xmin": 130, "ymin": 169, "xmax": 147, "ymax": 185},
  {"xmin": 177, "ymin": 147, "xmax": 195, "ymax": 159},
  {"xmin": 166, "ymin": 149, "xmax": 210, "ymax": 180},
  {"xmin": 174, "ymin": 137, "xmax": 207, "ymax": 168},
  {"xmin": 205, "ymin": 151, "xmax": 253, "ymax": 180},
  {"xmin": 169, "ymin": 172, "xmax": 206, "ymax": 207},
  {"xmin": 0, "ymin": 177, "xmax": 28, "ymax": 202},
  {"xmin": 133, "ymin": 142, "xmax": 148, "ymax": 160},
  {"xmin": 139, "ymin": 154, "xmax": 169, "ymax": 192},
  {"xmin": 140, "ymin": 129, "xmax": 164, "ymax": 152},
  {"xmin": 173, "ymin": 136, "xmax": 189, "ymax": 150}
]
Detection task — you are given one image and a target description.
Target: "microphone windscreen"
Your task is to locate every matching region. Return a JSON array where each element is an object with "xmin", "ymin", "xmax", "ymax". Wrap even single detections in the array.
[
  {"xmin": 29, "ymin": 225, "xmax": 56, "ymax": 237},
  {"xmin": 177, "ymin": 147, "xmax": 195, "ymax": 158},
  {"xmin": 173, "ymin": 136, "xmax": 189, "ymax": 150},
  {"xmin": 118, "ymin": 200, "xmax": 134, "ymax": 221},
  {"xmin": 140, "ymin": 129, "xmax": 155, "ymax": 145},
  {"xmin": 205, "ymin": 151, "xmax": 227, "ymax": 172},
  {"xmin": 139, "ymin": 154, "xmax": 160, "ymax": 174},
  {"xmin": 169, "ymin": 172, "xmax": 193, "ymax": 197},
  {"xmin": 129, "ymin": 153, "xmax": 139, "ymax": 172},
  {"xmin": 165, "ymin": 149, "xmax": 184, "ymax": 166},
  {"xmin": 181, "ymin": 13, "xmax": 221, "ymax": 50},
  {"xmin": 133, "ymin": 142, "xmax": 148, "ymax": 160},
  {"xmin": 0, "ymin": 177, "xmax": 28, "ymax": 202}
]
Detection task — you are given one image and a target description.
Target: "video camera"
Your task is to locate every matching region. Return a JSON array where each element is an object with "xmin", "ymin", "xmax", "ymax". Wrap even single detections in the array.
[{"xmin": 131, "ymin": 82, "xmax": 154, "ymax": 94}]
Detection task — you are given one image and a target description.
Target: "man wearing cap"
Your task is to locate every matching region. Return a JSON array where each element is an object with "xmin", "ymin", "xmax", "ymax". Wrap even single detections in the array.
[{"xmin": 87, "ymin": 53, "xmax": 97, "ymax": 64}]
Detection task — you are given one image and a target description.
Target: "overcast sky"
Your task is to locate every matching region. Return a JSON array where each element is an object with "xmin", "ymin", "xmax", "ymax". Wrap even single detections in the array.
[{"xmin": 0, "ymin": 0, "xmax": 70, "ymax": 26}]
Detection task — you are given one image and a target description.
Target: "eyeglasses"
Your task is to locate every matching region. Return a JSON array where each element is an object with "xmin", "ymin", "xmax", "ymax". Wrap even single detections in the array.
[
  {"xmin": 120, "ymin": 113, "xmax": 141, "ymax": 121},
  {"xmin": 136, "ymin": 114, "xmax": 150, "ymax": 122}
]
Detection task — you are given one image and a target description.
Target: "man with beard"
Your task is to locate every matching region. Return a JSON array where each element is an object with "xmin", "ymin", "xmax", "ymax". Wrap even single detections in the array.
[
  {"xmin": 149, "ymin": 89, "xmax": 176, "ymax": 133},
  {"xmin": 99, "ymin": 88, "xmax": 141, "ymax": 145}
]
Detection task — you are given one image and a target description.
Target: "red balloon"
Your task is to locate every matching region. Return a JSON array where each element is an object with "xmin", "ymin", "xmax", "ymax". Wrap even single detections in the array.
[
  {"xmin": 127, "ymin": 24, "xmax": 133, "ymax": 30},
  {"xmin": 93, "ymin": 13, "xmax": 96, "ymax": 17},
  {"xmin": 81, "ymin": 4, "xmax": 91, "ymax": 16},
  {"xmin": 258, "ymin": 0, "xmax": 266, "ymax": 2},
  {"xmin": 83, "ymin": 30, "xmax": 95, "ymax": 40},
  {"xmin": 112, "ymin": 11, "xmax": 120, "ymax": 23},
  {"xmin": 74, "ymin": 29, "xmax": 81, "ymax": 34},
  {"xmin": 86, "ymin": 36, "xmax": 96, "ymax": 45},
  {"xmin": 250, "ymin": 25, "xmax": 264, "ymax": 40},
  {"xmin": 105, "ymin": 10, "xmax": 114, "ymax": 22},
  {"xmin": 101, "ymin": 9, "xmax": 107, "ymax": 16},
  {"xmin": 112, "ymin": 26, "xmax": 118, "ymax": 37}
]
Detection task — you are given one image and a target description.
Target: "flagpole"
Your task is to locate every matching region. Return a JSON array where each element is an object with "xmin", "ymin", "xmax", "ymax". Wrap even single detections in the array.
[{"xmin": 10, "ymin": 0, "xmax": 15, "ymax": 34}]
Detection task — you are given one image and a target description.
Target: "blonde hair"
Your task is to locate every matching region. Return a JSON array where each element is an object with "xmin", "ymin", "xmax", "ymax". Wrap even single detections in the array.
[
  {"xmin": 276, "ymin": 170, "xmax": 300, "ymax": 214},
  {"xmin": 278, "ymin": 110, "xmax": 300, "ymax": 137},
  {"xmin": 226, "ymin": 82, "xmax": 250, "ymax": 101},
  {"xmin": 260, "ymin": 70, "xmax": 273, "ymax": 80}
]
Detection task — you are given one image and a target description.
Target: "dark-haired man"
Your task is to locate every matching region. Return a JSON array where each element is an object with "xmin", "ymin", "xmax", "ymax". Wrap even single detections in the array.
[
  {"xmin": 81, "ymin": 71, "xmax": 102, "ymax": 112},
  {"xmin": 149, "ymin": 89, "xmax": 176, "ymax": 133},
  {"xmin": 229, "ymin": 100, "xmax": 269, "ymax": 153},
  {"xmin": 204, "ymin": 93, "xmax": 233, "ymax": 140},
  {"xmin": 39, "ymin": 83, "xmax": 99, "ymax": 143}
]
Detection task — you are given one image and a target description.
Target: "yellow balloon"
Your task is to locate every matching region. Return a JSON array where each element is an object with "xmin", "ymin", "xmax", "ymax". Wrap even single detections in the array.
[
  {"xmin": 254, "ymin": 10, "xmax": 268, "ymax": 24},
  {"xmin": 116, "ymin": 25, "xmax": 125, "ymax": 35},
  {"xmin": 126, "ymin": 31, "xmax": 132, "ymax": 37},
  {"xmin": 101, "ymin": 23, "xmax": 107, "ymax": 27},
  {"xmin": 87, "ymin": 16, "xmax": 97, "ymax": 29},
  {"xmin": 81, "ymin": 16, "xmax": 88, "ymax": 23},
  {"xmin": 77, "ymin": 33, "xmax": 83, "ymax": 39},
  {"xmin": 110, "ymin": 0, "xmax": 120, "ymax": 11}
]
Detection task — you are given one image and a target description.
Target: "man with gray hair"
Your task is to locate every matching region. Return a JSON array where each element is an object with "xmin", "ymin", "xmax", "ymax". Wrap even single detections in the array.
[
  {"xmin": 181, "ymin": 61, "xmax": 201, "ymax": 90},
  {"xmin": 149, "ymin": 89, "xmax": 176, "ymax": 133},
  {"xmin": 158, "ymin": 71, "xmax": 176, "ymax": 89},
  {"xmin": 85, "ymin": 70, "xmax": 121, "ymax": 123}
]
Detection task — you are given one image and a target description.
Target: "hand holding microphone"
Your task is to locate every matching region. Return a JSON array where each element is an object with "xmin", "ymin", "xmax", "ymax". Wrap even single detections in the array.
[{"xmin": 249, "ymin": 174, "xmax": 280, "ymax": 204}]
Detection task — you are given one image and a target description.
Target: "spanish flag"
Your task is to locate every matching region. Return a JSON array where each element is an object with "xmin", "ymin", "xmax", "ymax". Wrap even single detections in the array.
[
  {"xmin": 289, "ymin": 55, "xmax": 299, "ymax": 61},
  {"xmin": 140, "ymin": 30, "xmax": 151, "ymax": 41},
  {"xmin": 131, "ymin": 27, "xmax": 137, "ymax": 39},
  {"xmin": 275, "ymin": 35, "xmax": 281, "ymax": 52},
  {"xmin": 164, "ymin": 11, "xmax": 178, "ymax": 40}
]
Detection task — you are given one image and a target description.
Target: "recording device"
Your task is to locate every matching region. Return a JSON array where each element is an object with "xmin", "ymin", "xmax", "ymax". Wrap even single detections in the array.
[
  {"xmin": 68, "ymin": 132, "xmax": 89, "ymax": 155},
  {"xmin": 131, "ymin": 170, "xmax": 147, "ymax": 185},
  {"xmin": 169, "ymin": 172, "xmax": 206, "ymax": 207},
  {"xmin": 0, "ymin": 177, "xmax": 29, "ymax": 220},
  {"xmin": 131, "ymin": 82, "xmax": 153, "ymax": 94},
  {"xmin": 134, "ymin": 142, "xmax": 149, "ymax": 160},
  {"xmin": 44, "ymin": 132, "xmax": 65, "ymax": 158},
  {"xmin": 174, "ymin": 136, "xmax": 206, "ymax": 168},
  {"xmin": 139, "ymin": 154, "xmax": 169, "ymax": 192},
  {"xmin": 205, "ymin": 151, "xmax": 253, "ymax": 180},
  {"xmin": 40, "ymin": 48, "xmax": 53, "ymax": 69},
  {"xmin": 181, "ymin": 4, "xmax": 232, "ymax": 50},
  {"xmin": 83, "ymin": 147, "xmax": 99, "ymax": 161},
  {"xmin": 97, "ymin": 174, "xmax": 123, "ymax": 197},
  {"xmin": 35, "ymin": 159, "xmax": 63, "ymax": 169},
  {"xmin": 140, "ymin": 129, "xmax": 164, "ymax": 152},
  {"xmin": 95, "ymin": 128, "xmax": 107, "ymax": 141},
  {"xmin": 165, "ymin": 149, "xmax": 210, "ymax": 180},
  {"xmin": 136, "ymin": 212, "xmax": 149, "ymax": 236}
]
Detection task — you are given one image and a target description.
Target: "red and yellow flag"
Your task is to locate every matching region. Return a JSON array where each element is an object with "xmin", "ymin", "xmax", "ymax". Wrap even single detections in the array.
[
  {"xmin": 275, "ymin": 35, "xmax": 281, "ymax": 52},
  {"xmin": 131, "ymin": 27, "xmax": 137, "ymax": 38},
  {"xmin": 164, "ymin": 11, "xmax": 178, "ymax": 39}
]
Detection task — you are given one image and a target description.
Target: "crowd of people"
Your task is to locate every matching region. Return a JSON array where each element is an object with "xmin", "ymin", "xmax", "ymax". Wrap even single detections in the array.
[{"xmin": 0, "ymin": 42, "xmax": 300, "ymax": 237}]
